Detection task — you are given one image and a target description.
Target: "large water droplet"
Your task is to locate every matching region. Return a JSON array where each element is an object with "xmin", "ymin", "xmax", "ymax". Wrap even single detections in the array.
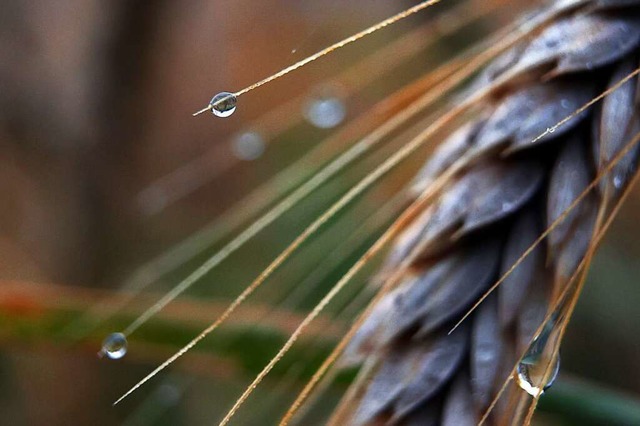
[
  {"xmin": 232, "ymin": 131, "xmax": 265, "ymax": 161},
  {"xmin": 210, "ymin": 92, "xmax": 237, "ymax": 118},
  {"xmin": 515, "ymin": 309, "xmax": 562, "ymax": 397},
  {"xmin": 517, "ymin": 354, "xmax": 560, "ymax": 397},
  {"xmin": 304, "ymin": 89, "xmax": 346, "ymax": 129},
  {"xmin": 100, "ymin": 332, "xmax": 128, "ymax": 360}
]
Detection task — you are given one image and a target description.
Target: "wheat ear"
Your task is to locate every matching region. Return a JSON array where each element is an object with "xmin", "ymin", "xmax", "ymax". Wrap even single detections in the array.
[{"xmin": 332, "ymin": 1, "xmax": 640, "ymax": 425}]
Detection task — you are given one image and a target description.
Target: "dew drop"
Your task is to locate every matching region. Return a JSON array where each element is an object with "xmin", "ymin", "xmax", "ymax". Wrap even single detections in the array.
[
  {"xmin": 210, "ymin": 92, "xmax": 237, "ymax": 118},
  {"xmin": 560, "ymin": 99, "xmax": 571, "ymax": 109},
  {"xmin": 232, "ymin": 131, "xmax": 265, "ymax": 161},
  {"xmin": 515, "ymin": 308, "xmax": 562, "ymax": 397},
  {"xmin": 100, "ymin": 332, "xmax": 128, "ymax": 360},
  {"xmin": 517, "ymin": 354, "xmax": 560, "ymax": 397},
  {"xmin": 304, "ymin": 89, "xmax": 346, "ymax": 129}
]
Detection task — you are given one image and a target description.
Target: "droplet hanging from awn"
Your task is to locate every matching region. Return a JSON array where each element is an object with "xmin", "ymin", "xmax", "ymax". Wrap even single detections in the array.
[
  {"xmin": 517, "ymin": 354, "xmax": 560, "ymax": 397},
  {"xmin": 100, "ymin": 332, "xmax": 128, "ymax": 360},
  {"xmin": 210, "ymin": 92, "xmax": 237, "ymax": 118},
  {"xmin": 515, "ymin": 309, "xmax": 562, "ymax": 397}
]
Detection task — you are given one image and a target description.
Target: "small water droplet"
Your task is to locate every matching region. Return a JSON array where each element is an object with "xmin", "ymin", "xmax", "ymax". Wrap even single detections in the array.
[
  {"xmin": 515, "ymin": 308, "xmax": 563, "ymax": 397},
  {"xmin": 232, "ymin": 131, "xmax": 265, "ymax": 161},
  {"xmin": 304, "ymin": 89, "xmax": 346, "ymax": 129},
  {"xmin": 100, "ymin": 332, "xmax": 128, "ymax": 360},
  {"xmin": 560, "ymin": 99, "xmax": 570, "ymax": 109},
  {"xmin": 210, "ymin": 92, "xmax": 237, "ymax": 118}
]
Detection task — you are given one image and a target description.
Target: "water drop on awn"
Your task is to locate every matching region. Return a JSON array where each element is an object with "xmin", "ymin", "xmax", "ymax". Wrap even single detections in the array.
[
  {"xmin": 516, "ymin": 355, "xmax": 560, "ymax": 397},
  {"xmin": 100, "ymin": 332, "xmax": 128, "ymax": 360},
  {"xmin": 515, "ymin": 308, "xmax": 562, "ymax": 397},
  {"xmin": 210, "ymin": 92, "xmax": 237, "ymax": 118}
]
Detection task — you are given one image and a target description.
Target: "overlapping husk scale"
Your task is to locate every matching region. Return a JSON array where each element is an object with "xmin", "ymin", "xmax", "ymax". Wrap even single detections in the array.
[{"xmin": 333, "ymin": 1, "xmax": 640, "ymax": 424}]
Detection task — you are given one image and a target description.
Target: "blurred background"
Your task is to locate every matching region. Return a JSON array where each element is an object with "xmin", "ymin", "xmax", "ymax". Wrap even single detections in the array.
[{"xmin": 0, "ymin": 1, "xmax": 639, "ymax": 425}]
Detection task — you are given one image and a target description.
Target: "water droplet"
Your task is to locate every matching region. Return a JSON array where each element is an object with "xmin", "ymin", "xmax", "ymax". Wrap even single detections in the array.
[
  {"xmin": 517, "ymin": 354, "xmax": 560, "ymax": 397},
  {"xmin": 210, "ymin": 92, "xmax": 237, "ymax": 118},
  {"xmin": 232, "ymin": 131, "xmax": 265, "ymax": 161},
  {"xmin": 560, "ymin": 99, "xmax": 571, "ymax": 109},
  {"xmin": 515, "ymin": 309, "xmax": 562, "ymax": 397},
  {"xmin": 100, "ymin": 332, "xmax": 128, "ymax": 360},
  {"xmin": 304, "ymin": 89, "xmax": 346, "ymax": 129}
]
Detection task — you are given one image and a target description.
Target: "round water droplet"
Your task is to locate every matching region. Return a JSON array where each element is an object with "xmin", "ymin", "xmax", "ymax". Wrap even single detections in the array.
[
  {"xmin": 304, "ymin": 89, "xmax": 346, "ymax": 129},
  {"xmin": 232, "ymin": 131, "xmax": 265, "ymax": 161},
  {"xmin": 560, "ymin": 99, "xmax": 571, "ymax": 109},
  {"xmin": 516, "ymin": 354, "xmax": 560, "ymax": 397},
  {"xmin": 210, "ymin": 92, "xmax": 237, "ymax": 118},
  {"xmin": 101, "ymin": 332, "xmax": 128, "ymax": 360}
]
